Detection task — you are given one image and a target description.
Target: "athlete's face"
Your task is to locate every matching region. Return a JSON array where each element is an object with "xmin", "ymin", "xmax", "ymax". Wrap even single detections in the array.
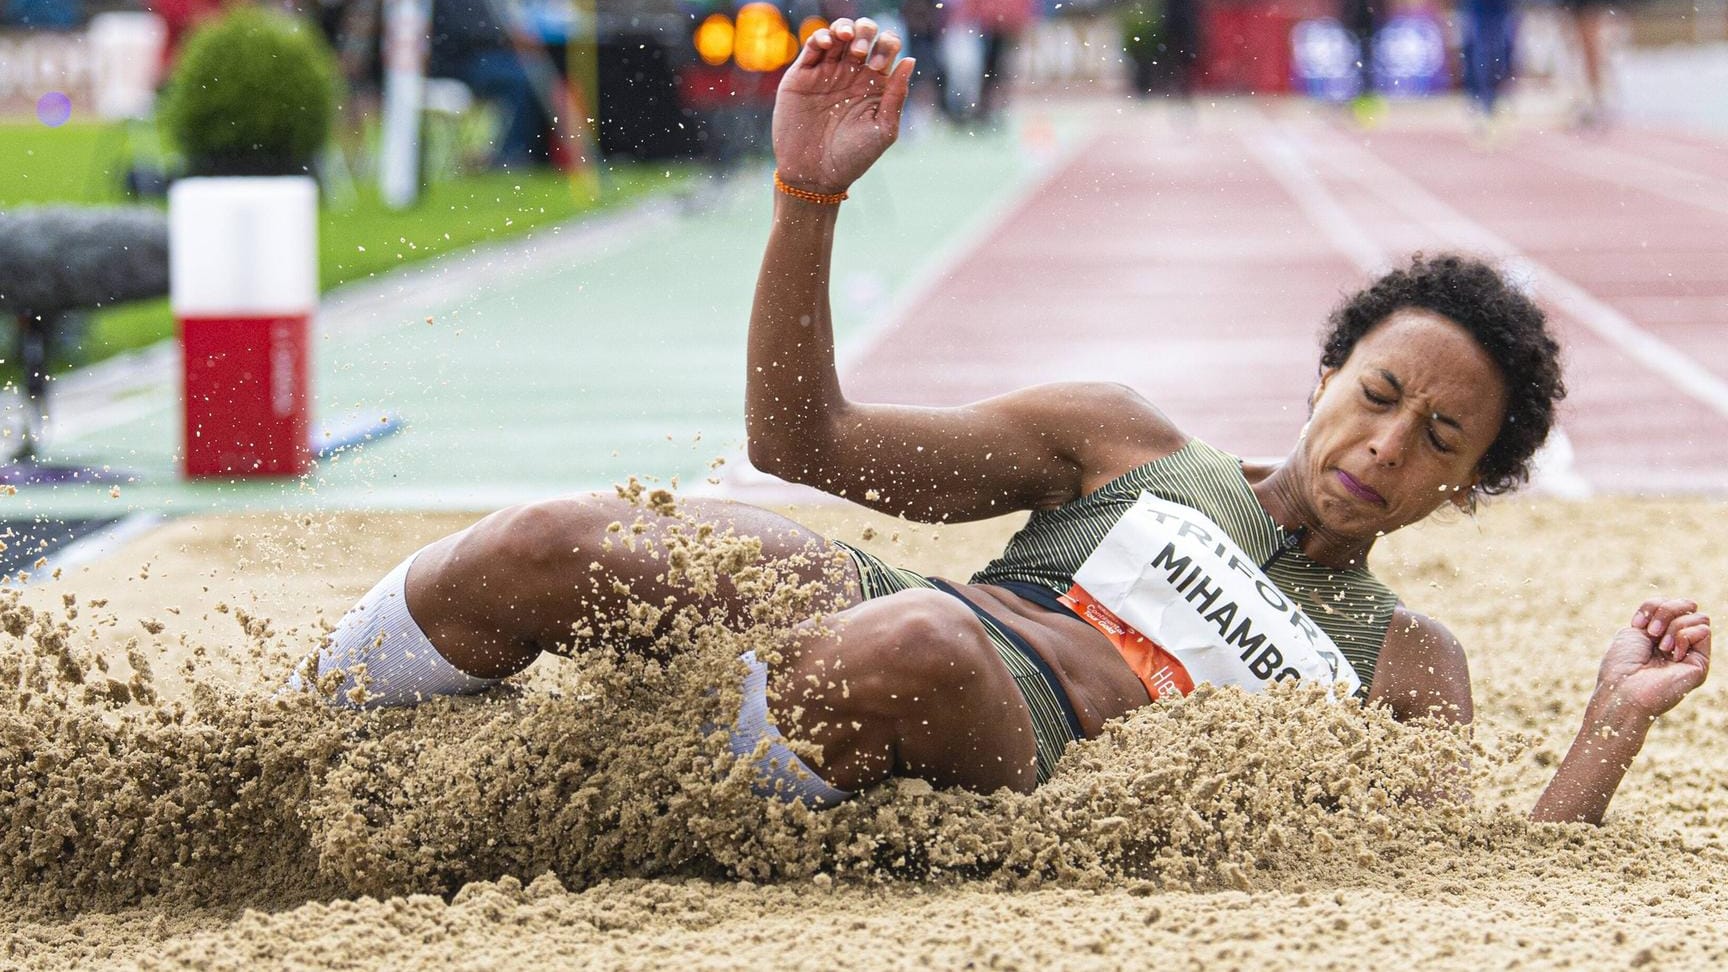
[{"xmin": 1300, "ymin": 308, "xmax": 1509, "ymax": 537}]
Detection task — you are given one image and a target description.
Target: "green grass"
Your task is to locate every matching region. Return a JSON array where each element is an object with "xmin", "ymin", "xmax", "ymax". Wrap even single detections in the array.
[
  {"xmin": 0, "ymin": 121, "xmax": 134, "ymax": 206},
  {"xmin": 0, "ymin": 120, "xmax": 693, "ymax": 370}
]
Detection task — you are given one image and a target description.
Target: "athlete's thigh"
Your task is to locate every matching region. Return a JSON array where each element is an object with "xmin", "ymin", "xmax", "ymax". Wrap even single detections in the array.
[
  {"xmin": 505, "ymin": 494, "xmax": 864, "ymax": 655},
  {"xmin": 410, "ymin": 493, "xmax": 863, "ymax": 669},
  {"xmin": 606, "ymin": 495, "xmax": 864, "ymax": 618},
  {"xmin": 773, "ymin": 588, "xmax": 1041, "ymax": 794}
]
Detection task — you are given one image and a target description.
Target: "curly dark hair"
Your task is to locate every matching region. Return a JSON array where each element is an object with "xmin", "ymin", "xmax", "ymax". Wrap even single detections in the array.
[{"xmin": 1320, "ymin": 254, "xmax": 1565, "ymax": 497}]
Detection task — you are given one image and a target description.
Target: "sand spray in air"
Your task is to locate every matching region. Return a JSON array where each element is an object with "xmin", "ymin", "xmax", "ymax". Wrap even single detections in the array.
[{"xmin": 0, "ymin": 482, "xmax": 1542, "ymax": 913}]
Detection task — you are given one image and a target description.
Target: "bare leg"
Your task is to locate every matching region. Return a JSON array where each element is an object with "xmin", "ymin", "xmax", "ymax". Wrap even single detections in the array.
[
  {"xmin": 405, "ymin": 494, "xmax": 864, "ymax": 678},
  {"xmin": 773, "ymin": 588, "xmax": 1040, "ymax": 794},
  {"xmin": 339, "ymin": 495, "xmax": 1037, "ymax": 797},
  {"xmin": 1576, "ymin": 6, "xmax": 1613, "ymax": 121}
]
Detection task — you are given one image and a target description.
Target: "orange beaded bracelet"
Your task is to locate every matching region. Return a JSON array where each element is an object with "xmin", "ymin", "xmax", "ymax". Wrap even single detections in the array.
[{"xmin": 774, "ymin": 170, "xmax": 848, "ymax": 205}]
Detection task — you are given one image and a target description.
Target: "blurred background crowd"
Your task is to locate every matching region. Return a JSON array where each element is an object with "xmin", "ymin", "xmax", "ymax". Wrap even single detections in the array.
[{"xmin": 2, "ymin": 0, "xmax": 1724, "ymax": 182}]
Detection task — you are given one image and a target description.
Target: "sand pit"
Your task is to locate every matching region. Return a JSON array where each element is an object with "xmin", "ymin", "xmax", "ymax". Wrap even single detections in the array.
[{"xmin": 3, "ymin": 496, "xmax": 1728, "ymax": 970}]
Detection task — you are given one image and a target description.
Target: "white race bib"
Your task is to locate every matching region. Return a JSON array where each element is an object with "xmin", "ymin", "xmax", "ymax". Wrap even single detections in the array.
[{"xmin": 1061, "ymin": 493, "xmax": 1361, "ymax": 700}]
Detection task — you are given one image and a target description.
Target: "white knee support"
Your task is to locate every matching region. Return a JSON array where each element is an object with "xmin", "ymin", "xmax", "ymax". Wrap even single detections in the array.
[
  {"xmin": 288, "ymin": 561, "xmax": 849, "ymax": 809},
  {"xmin": 287, "ymin": 550, "xmax": 499, "ymax": 708},
  {"xmin": 730, "ymin": 651, "xmax": 852, "ymax": 808}
]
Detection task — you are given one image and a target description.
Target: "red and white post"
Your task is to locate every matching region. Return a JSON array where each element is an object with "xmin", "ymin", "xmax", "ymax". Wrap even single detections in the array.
[{"xmin": 168, "ymin": 176, "xmax": 317, "ymax": 477}]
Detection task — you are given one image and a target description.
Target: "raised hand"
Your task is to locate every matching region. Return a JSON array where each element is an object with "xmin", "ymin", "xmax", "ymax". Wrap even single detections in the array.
[
  {"xmin": 1596, "ymin": 596, "xmax": 1712, "ymax": 721},
  {"xmin": 772, "ymin": 17, "xmax": 915, "ymax": 196}
]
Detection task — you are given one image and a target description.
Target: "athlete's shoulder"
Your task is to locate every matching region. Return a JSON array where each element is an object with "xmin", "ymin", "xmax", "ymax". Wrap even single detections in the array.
[
  {"xmin": 1386, "ymin": 606, "xmax": 1459, "ymax": 649},
  {"xmin": 1372, "ymin": 606, "xmax": 1473, "ymax": 723}
]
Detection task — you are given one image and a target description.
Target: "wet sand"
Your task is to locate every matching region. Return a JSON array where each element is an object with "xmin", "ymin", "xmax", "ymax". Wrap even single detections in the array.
[{"xmin": 3, "ymin": 496, "xmax": 1727, "ymax": 970}]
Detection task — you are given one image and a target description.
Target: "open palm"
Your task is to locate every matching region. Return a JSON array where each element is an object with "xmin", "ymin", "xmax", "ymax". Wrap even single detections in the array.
[{"xmin": 772, "ymin": 18, "xmax": 915, "ymax": 196}]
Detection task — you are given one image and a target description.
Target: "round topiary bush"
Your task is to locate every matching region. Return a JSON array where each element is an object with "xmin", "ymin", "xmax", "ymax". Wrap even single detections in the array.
[{"xmin": 160, "ymin": 7, "xmax": 342, "ymax": 176}]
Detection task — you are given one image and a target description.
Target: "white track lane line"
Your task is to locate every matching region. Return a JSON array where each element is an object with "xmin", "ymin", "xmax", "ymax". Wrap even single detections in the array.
[
  {"xmin": 1246, "ymin": 119, "xmax": 1590, "ymax": 497},
  {"xmin": 1530, "ymin": 428, "xmax": 1593, "ymax": 500},
  {"xmin": 1530, "ymin": 137, "xmax": 1728, "ymax": 219},
  {"xmin": 1296, "ymin": 121, "xmax": 1728, "ymax": 424},
  {"xmin": 1239, "ymin": 126, "xmax": 1389, "ymax": 275},
  {"xmin": 22, "ymin": 511, "xmax": 167, "ymax": 583}
]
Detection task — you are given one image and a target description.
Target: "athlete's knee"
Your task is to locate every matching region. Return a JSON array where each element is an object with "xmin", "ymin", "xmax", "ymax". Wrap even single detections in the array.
[
  {"xmin": 459, "ymin": 493, "xmax": 619, "ymax": 579},
  {"xmin": 789, "ymin": 591, "xmax": 1027, "ymax": 793},
  {"xmin": 880, "ymin": 590, "xmax": 998, "ymax": 671},
  {"xmin": 482, "ymin": 496, "xmax": 607, "ymax": 566},
  {"xmin": 834, "ymin": 590, "xmax": 997, "ymax": 707}
]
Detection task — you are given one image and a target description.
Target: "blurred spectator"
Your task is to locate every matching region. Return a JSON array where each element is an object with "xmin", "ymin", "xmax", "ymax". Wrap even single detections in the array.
[
  {"xmin": 1120, "ymin": 0, "xmax": 1198, "ymax": 97},
  {"xmin": 310, "ymin": 0, "xmax": 380, "ymax": 187},
  {"xmin": 901, "ymin": 0, "xmax": 957, "ymax": 120},
  {"xmin": 1558, "ymin": 0, "xmax": 1615, "ymax": 127},
  {"xmin": 1341, "ymin": 0, "xmax": 1380, "ymax": 117},
  {"xmin": 314, "ymin": 0, "xmax": 382, "ymax": 98},
  {"xmin": 1164, "ymin": 0, "xmax": 1200, "ymax": 96},
  {"xmin": 428, "ymin": 0, "xmax": 538, "ymax": 167},
  {"xmin": 1459, "ymin": 0, "xmax": 1516, "ymax": 133},
  {"xmin": 963, "ymin": 0, "xmax": 1034, "ymax": 122}
]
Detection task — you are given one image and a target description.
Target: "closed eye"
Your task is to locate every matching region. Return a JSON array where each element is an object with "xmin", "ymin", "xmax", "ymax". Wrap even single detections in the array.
[
  {"xmin": 1362, "ymin": 387, "xmax": 1394, "ymax": 407},
  {"xmin": 1427, "ymin": 428, "xmax": 1454, "ymax": 453}
]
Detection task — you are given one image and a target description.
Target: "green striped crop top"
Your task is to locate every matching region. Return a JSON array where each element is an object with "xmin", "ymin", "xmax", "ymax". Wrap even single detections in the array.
[{"xmin": 970, "ymin": 438, "xmax": 1401, "ymax": 692}]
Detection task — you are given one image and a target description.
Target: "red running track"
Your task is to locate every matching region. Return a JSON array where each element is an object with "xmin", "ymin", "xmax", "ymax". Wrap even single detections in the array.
[{"xmin": 732, "ymin": 103, "xmax": 1728, "ymax": 502}]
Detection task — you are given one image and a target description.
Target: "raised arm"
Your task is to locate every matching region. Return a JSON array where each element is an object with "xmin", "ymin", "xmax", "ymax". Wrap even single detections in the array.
[
  {"xmin": 746, "ymin": 18, "xmax": 1179, "ymax": 522},
  {"xmin": 1531, "ymin": 597, "xmax": 1711, "ymax": 824}
]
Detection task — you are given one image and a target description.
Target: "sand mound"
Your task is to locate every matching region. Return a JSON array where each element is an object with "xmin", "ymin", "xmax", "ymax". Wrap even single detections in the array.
[{"xmin": 4, "ymin": 497, "xmax": 1728, "ymax": 969}]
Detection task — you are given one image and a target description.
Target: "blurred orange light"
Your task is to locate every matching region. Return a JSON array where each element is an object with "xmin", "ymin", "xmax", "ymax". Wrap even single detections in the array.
[
  {"xmin": 694, "ymin": 13, "xmax": 733, "ymax": 67},
  {"xmin": 798, "ymin": 16, "xmax": 827, "ymax": 47},
  {"xmin": 734, "ymin": 2, "xmax": 795, "ymax": 72}
]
